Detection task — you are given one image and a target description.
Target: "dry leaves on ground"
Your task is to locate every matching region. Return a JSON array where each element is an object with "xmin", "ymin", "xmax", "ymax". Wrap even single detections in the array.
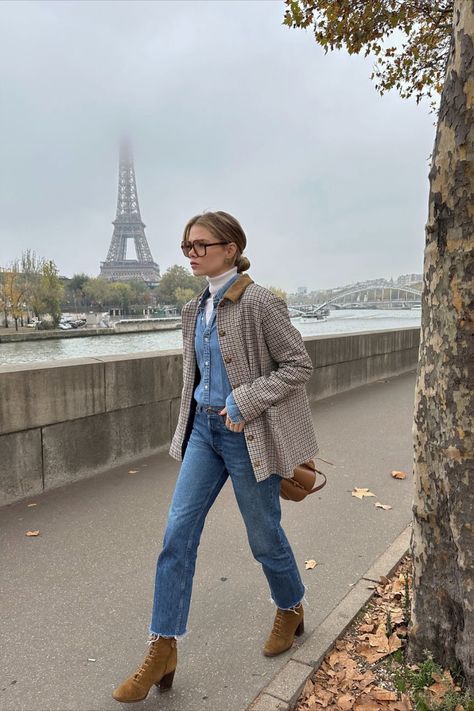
[
  {"xmin": 426, "ymin": 671, "xmax": 463, "ymax": 702},
  {"xmin": 391, "ymin": 471, "xmax": 407, "ymax": 480},
  {"xmin": 295, "ymin": 557, "xmax": 414, "ymax": 711},
  {"xmin": 352, "ymin": 488, "xmax": 376, "ymax": 499},
  {"xmin": 305, "ymin": 560, "xmax": 318, "ymax": 570},
  {"xmin": 25, "ymin": 530, "xmax": 40, "ymax": 536}
]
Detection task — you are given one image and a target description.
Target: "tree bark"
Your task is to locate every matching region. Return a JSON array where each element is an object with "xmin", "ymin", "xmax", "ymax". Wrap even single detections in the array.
[{"xmin": 408, "ymin": 0, "xmax": 474, "ymax": 690}]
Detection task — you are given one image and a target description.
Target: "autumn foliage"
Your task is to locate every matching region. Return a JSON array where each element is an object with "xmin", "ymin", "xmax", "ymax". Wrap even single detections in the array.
[{"xmin": 283, "ymin": 1, "xmax": 453, "ymax": 105}]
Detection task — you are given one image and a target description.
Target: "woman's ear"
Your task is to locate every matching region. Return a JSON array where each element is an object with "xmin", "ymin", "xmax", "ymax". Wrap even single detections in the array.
[{"xmin": 225, "ymin": 242, "xmax": 238, "ymax": 261}]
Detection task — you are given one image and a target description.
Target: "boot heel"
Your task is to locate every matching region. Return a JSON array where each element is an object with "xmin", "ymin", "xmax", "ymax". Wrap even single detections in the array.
[
  {"xmin": 295, "ymin": 620, "xmax": 304, "ymax": 637},
  {"xmin": 157, "ymin": 669, "xmax": 175, "ymax": 692}
]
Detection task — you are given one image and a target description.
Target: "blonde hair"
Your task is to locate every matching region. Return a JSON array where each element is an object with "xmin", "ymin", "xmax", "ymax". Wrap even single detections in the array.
[{"xmin": 182, "ymin": 210, "xmax": 251, "ymax": 273}]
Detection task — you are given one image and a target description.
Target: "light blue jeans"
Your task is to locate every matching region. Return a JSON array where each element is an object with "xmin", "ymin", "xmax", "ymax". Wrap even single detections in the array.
[{"xmin": 148, "ymin": 405, "xmax": 305, "ymax": 638}]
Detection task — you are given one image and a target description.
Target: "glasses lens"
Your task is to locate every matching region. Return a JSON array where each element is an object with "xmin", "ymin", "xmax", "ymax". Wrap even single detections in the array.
[
  {"xmin": 180, "ymin": 240, "xmax": 208, "ymax": 257},
  {"xmin": 193, "ymin": 241, "xmax": 206, "ymax": 256}
]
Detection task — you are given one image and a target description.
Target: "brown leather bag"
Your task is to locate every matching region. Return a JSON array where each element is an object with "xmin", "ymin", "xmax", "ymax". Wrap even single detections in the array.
[{"xmin": 279, "ymin": 458, "xmax": 332, "ymax": 502}]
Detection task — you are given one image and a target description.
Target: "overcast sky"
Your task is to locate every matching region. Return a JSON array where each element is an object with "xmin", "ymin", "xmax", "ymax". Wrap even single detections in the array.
[{"xmin": 0, "ymin": 0, "xmax": 436, "ymax": 292}]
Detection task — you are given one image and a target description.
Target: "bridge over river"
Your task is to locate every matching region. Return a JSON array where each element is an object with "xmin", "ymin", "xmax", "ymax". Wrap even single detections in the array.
[{"xmin": 291, "ymin": 284, "xmax": 422, "ymax": 315}]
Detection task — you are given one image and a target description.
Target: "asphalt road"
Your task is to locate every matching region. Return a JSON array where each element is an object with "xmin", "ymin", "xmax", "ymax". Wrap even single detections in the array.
[{"xmin": 0, "ymin": 370, "xmax": 417, "ymax": 711}]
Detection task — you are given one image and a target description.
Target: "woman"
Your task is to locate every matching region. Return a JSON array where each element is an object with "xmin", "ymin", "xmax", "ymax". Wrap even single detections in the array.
[{"xmin": 112, "ymin": 210, "xmax": 319, "ymax": 703}]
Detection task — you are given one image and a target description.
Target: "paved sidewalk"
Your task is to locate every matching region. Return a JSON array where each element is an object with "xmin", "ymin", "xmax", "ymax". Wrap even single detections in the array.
[{"xmin": 0, "ymin": 370, "xmax": 417, "ymax": 711}]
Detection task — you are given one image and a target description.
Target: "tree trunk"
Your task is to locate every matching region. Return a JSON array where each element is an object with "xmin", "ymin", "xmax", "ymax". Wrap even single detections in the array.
[{"xmin": 408, "ymin": 0, "xmax": 474, "ymax": 690}]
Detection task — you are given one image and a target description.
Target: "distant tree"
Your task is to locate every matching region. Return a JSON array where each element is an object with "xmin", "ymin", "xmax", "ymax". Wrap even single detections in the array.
[
  {"xmin": 83, "ymin": 278, "xmax": 113, "ymax": 311},
  {"xmin": 67, "ymin": 273, "xmax": 91, "ymax": 312},
  {"xmin": 283, "ymin": 0, "xmax": 452, "ymax": 106},
  {"xmin": 174, "ymin": 287, "xmax": 196, "ymax": 312},
  {"xmin": 0, "ymin": 271, "xmax": 7, "ymax": 327},
  {"xmin": 267, "ymin": 285, "xmax": 288, "ymax": 301},
  {"xmin": 128, "ymin": 279, "xmax": 151, "ymax": 307},
  {"xmin": 20, "ymin": 249, "xmax": 45, "ymax": 321},
  {"xmin": 2, "ymin": 263, "xmax": 28, "ymax": 331},
  {"xmin": 39, "ymin": 261, "xmax": 64, "ymax": 328},
  {"xmin": 156, "ymin": 265, "xmax": 206, "ymax": 305},
  {"xmin": 110, "ymin": 282, "xmax": 132, "ymax": 312}
]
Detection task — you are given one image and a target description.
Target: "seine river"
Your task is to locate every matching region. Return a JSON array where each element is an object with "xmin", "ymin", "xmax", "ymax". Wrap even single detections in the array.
[{"xmin": 0, "ymin": 309, "xmax": 421, "ymax": 365}]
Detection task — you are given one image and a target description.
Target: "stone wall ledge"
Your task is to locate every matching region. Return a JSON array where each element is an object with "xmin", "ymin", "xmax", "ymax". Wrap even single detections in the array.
[{"xmin": 0, "ymin": 328, "xmax": 420, "ymax": 507}]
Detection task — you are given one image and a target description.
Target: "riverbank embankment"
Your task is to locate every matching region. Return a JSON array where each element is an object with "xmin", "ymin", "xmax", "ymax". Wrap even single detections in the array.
[{"xmin": 0, "ymin": 319, "xmax": 181, "ymax": 343}]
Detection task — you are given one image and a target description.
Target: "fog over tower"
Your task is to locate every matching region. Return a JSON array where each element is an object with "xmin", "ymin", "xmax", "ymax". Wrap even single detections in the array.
[{"xmin": 99, "ymin": 140, "xmax": 160, "ymax": 284}]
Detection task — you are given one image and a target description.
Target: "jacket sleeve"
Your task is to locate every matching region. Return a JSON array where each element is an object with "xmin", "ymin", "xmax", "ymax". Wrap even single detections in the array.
[{"xmin": 230, "ymin": 294, "xmax": 313, "ymax": 422}]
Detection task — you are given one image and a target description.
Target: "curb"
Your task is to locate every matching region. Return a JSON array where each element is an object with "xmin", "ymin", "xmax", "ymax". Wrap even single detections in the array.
[{"xmin": 246, "ymin": 524, "xmax": 413, "ymax": 711}]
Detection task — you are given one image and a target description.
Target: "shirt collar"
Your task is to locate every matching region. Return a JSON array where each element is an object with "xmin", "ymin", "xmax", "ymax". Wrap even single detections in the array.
[{"xmin": 198, "ymin": 271, "xmax": 240, "ymax": 307}]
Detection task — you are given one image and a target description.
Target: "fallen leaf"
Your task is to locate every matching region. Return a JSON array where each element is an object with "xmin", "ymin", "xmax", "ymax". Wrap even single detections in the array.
[
  {"xmin": 314, "ymin": 689, "xmax": 333, "ymax": 707},
  {"xmin": 27, "ymin": 503, "xmax": 37, "ymax": 507},
  {"xmin": 388, "ymin": 607, "xmax": 405, "ymax": 624},
  {"xmin": 353, "ymin": 697, "xmax": 380, "ymax": 711},
  {"xmin": 399, "ymin": 692, "xmax": 413, "ymax": 710},
  {"xmin": 391, "ymin": 471, "xmax": 407, "ymax": 480},
  {"xmin": 388, "ymin": 633, "xmax": 402, "ymax": 652},
  {"xmin": 128, "ymin": 469, "xmax": 139, "ymax": 474},
  {"xmin": 356, "ymin": 670, "xmax": 377, "ymax": 689},
  {"xmin": 356, "ymin": 642, "xmax": 387, "ymax": 663},
  {"xmin": 26, "ymin": 530, "xmax": 40, "ymax": 536},
  {"xmin": 428, "ymin": 681, "xmax": 450, "ymax": 702},
  {"xmin": 392, "ymin": 576, "xmax": 407, "ymax": 593},
  {"xmin": 352, "ymin": 488, "xmax": 376, "ymax": 499},
  {"xmin": 432, "ymin": 670, "xmax": 454, "ymax": 686},
  {"xmin": 375, "ymin": 502, "xmax": 392, "ymax": 510},
  {"xmin": 301, "ymin": 678, "xmax": 314, "ymax": 698},
  {"xmin": 305, "ymin": 559, "xmax": 317, "ymax": 569},
  {"xmin": 358, "ymin": 623, "xmax": 375, "ymax": 633},
  {"xmin": 371, "ymin": 688, "xmax": 398, "ymax": 701},
  {"xmin": 338, "ymin": 693, "xmax": 355, "ymax": 710}
]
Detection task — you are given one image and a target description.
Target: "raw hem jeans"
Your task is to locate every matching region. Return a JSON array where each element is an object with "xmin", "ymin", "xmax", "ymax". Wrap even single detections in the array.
[{"xmin": 149, "ymin": 407, "xmax": 305, "ymax": 638}]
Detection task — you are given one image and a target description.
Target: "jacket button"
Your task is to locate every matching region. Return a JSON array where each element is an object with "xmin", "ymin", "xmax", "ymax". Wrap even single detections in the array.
[
  {"xmin": 224, "ymin": 356, "xmax": 232, "ymax": 364},
  {"xmin": 254, "ymin": 460, "xmax": 261, "ymax": 467},
  {"xmin": 219, "ymin": 329, "xmax": 226, "ymax": 336},
  {"xmin": 247, "ymin": 434, "xmax": 254, "ymax": 441}
]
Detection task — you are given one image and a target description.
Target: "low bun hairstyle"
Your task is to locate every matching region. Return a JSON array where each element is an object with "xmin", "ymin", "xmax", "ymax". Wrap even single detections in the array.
[
  {"xmin": 182, "ymin": 210, "xmax": 251, "ymax": 273},
  {"xmin": 235, "ymin": 254, "xmax": 251, "ymax": 272}
]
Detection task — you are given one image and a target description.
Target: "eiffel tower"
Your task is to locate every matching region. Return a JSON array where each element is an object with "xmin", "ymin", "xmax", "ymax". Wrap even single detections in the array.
[{"xmin": 100, "ymin": 140, "xmax": 161, "ymax": 284}]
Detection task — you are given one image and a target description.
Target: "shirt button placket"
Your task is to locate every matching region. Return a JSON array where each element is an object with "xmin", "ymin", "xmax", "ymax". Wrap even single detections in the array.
[{"xmin": 204, "ymin": 323, "xmax": 210, "ymax": 403}]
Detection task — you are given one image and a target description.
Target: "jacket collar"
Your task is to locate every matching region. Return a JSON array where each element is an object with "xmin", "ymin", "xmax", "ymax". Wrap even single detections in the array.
[
  {"xmin": 221, "ymin": 273, "xmax": 254, "ymax": 302},
  {"xmin": 195, "ymin": 273, "xmax": 253, "ymax": 306}
]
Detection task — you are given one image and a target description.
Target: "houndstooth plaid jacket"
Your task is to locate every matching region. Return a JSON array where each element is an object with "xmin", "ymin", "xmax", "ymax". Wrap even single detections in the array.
[{"xmin": 169, "ymin": 274, "xmax": 319, "ymax": 482}]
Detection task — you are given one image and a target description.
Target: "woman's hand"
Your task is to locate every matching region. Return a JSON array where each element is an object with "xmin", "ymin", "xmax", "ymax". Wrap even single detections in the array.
[{"xmin": 218, "ymin": 407, "xmax": 246, "ymax": 432}]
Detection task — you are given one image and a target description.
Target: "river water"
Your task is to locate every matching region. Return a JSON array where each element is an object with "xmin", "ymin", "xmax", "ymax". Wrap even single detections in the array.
[{"xmin": 0, "ymin": 309, "xmax": 421, "ymax": 365}]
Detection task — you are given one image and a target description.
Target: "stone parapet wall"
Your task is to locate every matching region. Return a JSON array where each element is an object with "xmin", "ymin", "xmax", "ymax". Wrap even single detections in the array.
[{"xmin": 0, "ymin": 328, "xmax": 419, "ymax": 506}]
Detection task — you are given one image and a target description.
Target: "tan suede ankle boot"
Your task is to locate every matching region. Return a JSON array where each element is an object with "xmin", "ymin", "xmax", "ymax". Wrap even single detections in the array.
[
  {"xmin": 112, "ymin": 636, "xmax": 177, "ymax": 703},
  {"xmin": 263, "ymin": 603, "xmax": 304, "ymax": 656}
]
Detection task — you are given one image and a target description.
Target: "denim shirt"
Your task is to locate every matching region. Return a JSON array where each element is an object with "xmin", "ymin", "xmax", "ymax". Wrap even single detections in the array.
[{"xmin": 193, "ymin": 274, "xmax": 244, "ymax": 423}]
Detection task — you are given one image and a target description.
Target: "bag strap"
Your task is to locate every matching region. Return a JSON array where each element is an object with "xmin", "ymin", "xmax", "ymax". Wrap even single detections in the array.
[
  {"xmin": 308, "ymin": 468, "xmax": 327, "ymax": 494},
  {"xmin": 304, "ymin": 457, "xmax": 334, "ymax": 494},
  {"xmin": 300, "ymin": 457, "xmax": 336, "ymax": 495}
]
